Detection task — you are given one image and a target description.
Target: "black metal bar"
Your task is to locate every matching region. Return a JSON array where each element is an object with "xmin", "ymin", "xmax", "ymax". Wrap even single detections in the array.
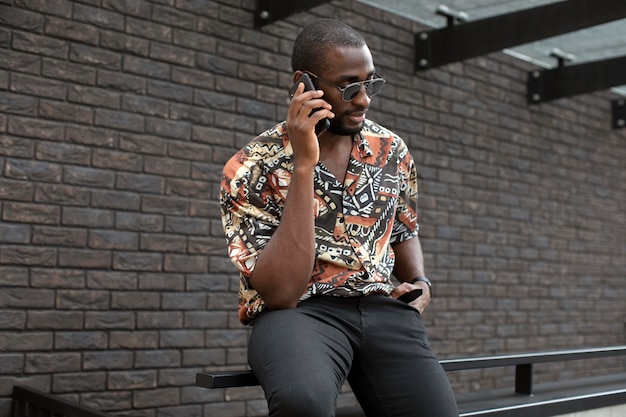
[
  {"xmin": 440, "ymin": 345, "xmax": 626, "ymax": 371},
  {"xmin": 255, "ymin": 0, "xmax": 333, "ymax": 28},
  {"xmin": 611, "ymin": 98, "xmax": 626, "ymax": 129},
  {"xmin": 197, "ymin": 346, "xmax": 626, "ymax": 389},
  {"xmin": 12, "ymin": 397, "xmax": 25, "ymax": 417},
  {"xmin": 11, "ymin": 386, "xmax": 112, "ymax": 417},
  {"xmin": 196, "ymin": 370, "xmax": 259, "ymax": 388},
  {"xmin": 527, "ymin": 55, "xmax": 626, "ymax": 103},
  {"xmin": 515, "ymin": 364, "xmax": 533, "ymax": 395},
  {"xmin": 415, "ymin": 0, "xmax": 626, "ymax": 71},
  {"xmin": 458, "ymin": 388, "xmax": 626, "ymax": 417}
]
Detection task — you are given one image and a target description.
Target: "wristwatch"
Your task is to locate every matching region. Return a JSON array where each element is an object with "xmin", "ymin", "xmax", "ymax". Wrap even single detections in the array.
[{"xmin": 411, "ymin": 276, "xmax": 432, "ymax": 297}]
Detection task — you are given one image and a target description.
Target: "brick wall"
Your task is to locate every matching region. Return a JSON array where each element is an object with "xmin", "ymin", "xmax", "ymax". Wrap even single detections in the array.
[{"xmin": 0, "ymin": 1, "xmax": 624, "ymax": 416}]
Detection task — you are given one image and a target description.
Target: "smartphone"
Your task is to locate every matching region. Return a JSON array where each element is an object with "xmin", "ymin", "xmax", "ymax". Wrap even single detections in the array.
[
  {"xmin": 398, "ymin": 288, "xmax": 422, "ymax": 303},
  {"xmin": 288, "ymin": 73, "xmax": 330, "ymax": 135}
]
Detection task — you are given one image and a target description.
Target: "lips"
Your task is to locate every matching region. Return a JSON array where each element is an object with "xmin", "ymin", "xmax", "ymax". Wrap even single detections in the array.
[{"xmin": 348, "ymin": 111, "xmax": 366, "ymax": 124}]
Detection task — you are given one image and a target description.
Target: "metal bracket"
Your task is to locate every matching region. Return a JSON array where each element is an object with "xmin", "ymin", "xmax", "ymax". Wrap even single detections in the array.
[
  {"xmin": 527, "ymin": 55, "xmax": 626, "ymax": 104},
  {"xmin": 436, "ymin": 5, "xmax": 469, "ymax": 28},
  {"xmin": 612, "ymin": 99, "xmax": 626, "ymax": 129},
  {"xmin": 515, "ymin": 363, "xmax": 533, "ymax": 395},
  {"xmin": 550, "ymin": 48, "xmax": 576, "ymax": 69},
  {"xmin": 415, "ymin": 0, "xmax": 626, "ymax": 71},
  {"xmin": 255, "ymin": 0, "xmax": 333, "ymax": 28}
]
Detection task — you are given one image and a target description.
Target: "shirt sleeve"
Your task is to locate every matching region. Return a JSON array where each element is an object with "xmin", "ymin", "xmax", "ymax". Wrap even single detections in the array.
[
  {"xmin": 219, "ymin": 148, "xmax": 282, "ymax": 280},
  {"xmin": 390, "ymin": 137, "xmax": 419, "ymax": 244}
]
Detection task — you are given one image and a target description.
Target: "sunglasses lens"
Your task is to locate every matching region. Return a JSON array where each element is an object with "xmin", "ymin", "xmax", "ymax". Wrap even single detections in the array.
[
  {"xmin": 343, "ymin": 84, "xmax": 363, "ymax": 101},
  {"xmin": 341, "ymin": 78, "xmax": 386, "ymax": 101},
  {"xmin": 367, "ymin": 79, "xmax": 385, "ymax": 96}
]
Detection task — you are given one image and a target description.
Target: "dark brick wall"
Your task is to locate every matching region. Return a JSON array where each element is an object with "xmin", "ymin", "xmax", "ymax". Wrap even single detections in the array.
[{"xmin": 0, "ymin": 0, "xmax": 624, "ymax": 416}]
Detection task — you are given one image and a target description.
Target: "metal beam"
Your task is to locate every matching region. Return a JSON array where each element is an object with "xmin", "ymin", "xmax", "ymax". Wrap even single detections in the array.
[
  {"xmin": 527, "ymin": 55, "xmax": 626, "ymax": 104},
  {"xmin": 415, "ymin": 0, "xmax": 626, "ymax": 71},
  {"xmin": 255, "ymin": 0, "xmax": 333, "ymax": 28},
  {"xmin": 612, "ymin": 99, "xmax": 626, "ymax": 129}
]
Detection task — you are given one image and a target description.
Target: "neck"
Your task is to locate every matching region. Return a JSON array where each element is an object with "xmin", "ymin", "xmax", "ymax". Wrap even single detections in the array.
[{"xmin": 318, "ymin": 133, "xmax": 353, "ymax": 183}]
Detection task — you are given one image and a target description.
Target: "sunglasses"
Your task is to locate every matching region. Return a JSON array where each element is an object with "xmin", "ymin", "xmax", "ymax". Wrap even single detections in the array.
[{"xmin": 305, "ymin": 71, "xmax": 386, "ymax": 102}]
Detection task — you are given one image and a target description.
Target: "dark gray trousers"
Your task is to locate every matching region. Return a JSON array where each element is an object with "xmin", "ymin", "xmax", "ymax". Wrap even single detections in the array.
[{"xmin": 248, "ymin": 294, "xmax": 459, "ymax": 417}]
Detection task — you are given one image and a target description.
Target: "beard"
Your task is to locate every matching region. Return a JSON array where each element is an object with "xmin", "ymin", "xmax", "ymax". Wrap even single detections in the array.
[{"xmin": 327, "ymin": 115, "xmax": 364, "ymax": 137}]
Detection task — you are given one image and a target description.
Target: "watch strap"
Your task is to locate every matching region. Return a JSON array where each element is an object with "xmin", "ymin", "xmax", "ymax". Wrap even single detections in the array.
[{"xmin": 410, "ymin": 276, "xmax": 432, "ymax": 296}]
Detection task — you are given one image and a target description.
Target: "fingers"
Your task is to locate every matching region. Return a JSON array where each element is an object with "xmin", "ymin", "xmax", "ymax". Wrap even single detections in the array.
[
  {"xmin": 288, "ymin": 83, "xmax": 333, "ymax": 131},
  {"xmin": 285, "ymin": 84, "xmax": 329, "ymax": 167},
  {"xmin": 392, "ymin": 282, "xmax": 431, "ymax": 314}
]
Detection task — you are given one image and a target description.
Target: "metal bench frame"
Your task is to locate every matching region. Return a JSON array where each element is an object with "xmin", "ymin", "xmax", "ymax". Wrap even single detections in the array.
[{"xmin": 196, "ymin": 345, "xmax": 626, "ymax": 417}]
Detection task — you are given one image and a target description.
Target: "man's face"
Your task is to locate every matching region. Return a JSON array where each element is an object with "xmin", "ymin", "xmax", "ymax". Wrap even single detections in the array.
[{"xmin": 316, "ymin": 45, "xmax": 376, "ymax": 137}]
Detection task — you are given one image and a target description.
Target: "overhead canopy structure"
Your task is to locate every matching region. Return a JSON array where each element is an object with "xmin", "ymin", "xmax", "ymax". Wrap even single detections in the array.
[
  {"xmin": 255, "ymin": 0, "xmax": 626, "ymax": 128},
  {"xmin": 411, "ymin": 0, "xmax": 626, "ymax": 71},
  {"xmin": 254, "ymin": 0, "xmax": 332, "ymax": 28}
]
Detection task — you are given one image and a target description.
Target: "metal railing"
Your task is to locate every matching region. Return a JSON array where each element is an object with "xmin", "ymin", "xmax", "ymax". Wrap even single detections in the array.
[
  {"xmin": 12, "ymin": 385, "xmax": 112, "ymax": 417},
  {"xmin": 197, "ymin": 345, "xmax": 626, "ymax": 393},
  {"xmin": 440, "ymin": 345, "xmax": 626, "ymax": 395},
  {"xmin": 196, "ymin": 345, "xmax": 626, "ymax": 417}
]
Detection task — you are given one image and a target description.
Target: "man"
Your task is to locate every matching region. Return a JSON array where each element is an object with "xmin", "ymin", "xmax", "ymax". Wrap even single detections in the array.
[{"xmin": 220, "ymin": 19, "xmax": 458, "ymax": 417}]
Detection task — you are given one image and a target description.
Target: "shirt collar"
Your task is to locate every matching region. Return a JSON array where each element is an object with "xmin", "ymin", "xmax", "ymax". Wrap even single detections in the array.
[
  {"xmin": 354, "ymin": 132, "xmax": 373, "ymax": 158},
  {"xmin": 278, "ymin": 120, "xmax": 374, "ymax": 158}
]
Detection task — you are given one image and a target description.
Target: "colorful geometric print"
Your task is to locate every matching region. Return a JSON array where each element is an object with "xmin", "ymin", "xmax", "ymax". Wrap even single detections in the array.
[{"xmin": 220, "ymin": 119, "xmax": 419, "ymax": 325}]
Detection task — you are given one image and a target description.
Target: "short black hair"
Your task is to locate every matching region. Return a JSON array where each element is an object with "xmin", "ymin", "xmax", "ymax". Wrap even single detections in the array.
[{"xmin": 291, "ymin": 19, "xmax": 366, "ymax": 74}]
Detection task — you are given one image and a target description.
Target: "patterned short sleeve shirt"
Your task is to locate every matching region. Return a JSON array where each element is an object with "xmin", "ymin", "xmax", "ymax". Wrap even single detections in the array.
[{"xmin": 220, "ymin": 119, "xmax": 419, "ymax": 325}]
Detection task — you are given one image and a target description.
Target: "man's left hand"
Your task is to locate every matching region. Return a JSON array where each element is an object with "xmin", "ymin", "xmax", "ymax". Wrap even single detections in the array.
[{"xmin": 391, "ymin": 281, "xmax": 431, "ymax": 314}]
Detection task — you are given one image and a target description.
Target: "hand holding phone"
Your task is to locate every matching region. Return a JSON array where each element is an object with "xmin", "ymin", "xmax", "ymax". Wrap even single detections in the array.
[
  {"xmin": 397, "ymin": 288, "xmax": 422, "ymax": 303},
  {"xmin": 288, "ymin": 73, "xmax": 330, "ymax": 135}
]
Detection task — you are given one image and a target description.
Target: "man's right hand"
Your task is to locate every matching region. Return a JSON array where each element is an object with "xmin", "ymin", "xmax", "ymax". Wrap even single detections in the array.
[{"xmin": 286, "ymin": 82, "xmax": 334, "ymax": 168}]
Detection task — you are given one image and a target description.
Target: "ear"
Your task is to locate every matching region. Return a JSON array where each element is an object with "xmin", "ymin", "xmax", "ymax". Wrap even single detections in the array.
[{"xmin": 292, "ymin": 70, "xmax": 304, "ymax": 83}]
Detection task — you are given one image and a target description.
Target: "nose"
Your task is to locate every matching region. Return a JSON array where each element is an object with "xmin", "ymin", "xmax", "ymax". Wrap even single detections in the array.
[{"xmin": 351, "ymin": 84, "xmax": 371, "ymax": 106}]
